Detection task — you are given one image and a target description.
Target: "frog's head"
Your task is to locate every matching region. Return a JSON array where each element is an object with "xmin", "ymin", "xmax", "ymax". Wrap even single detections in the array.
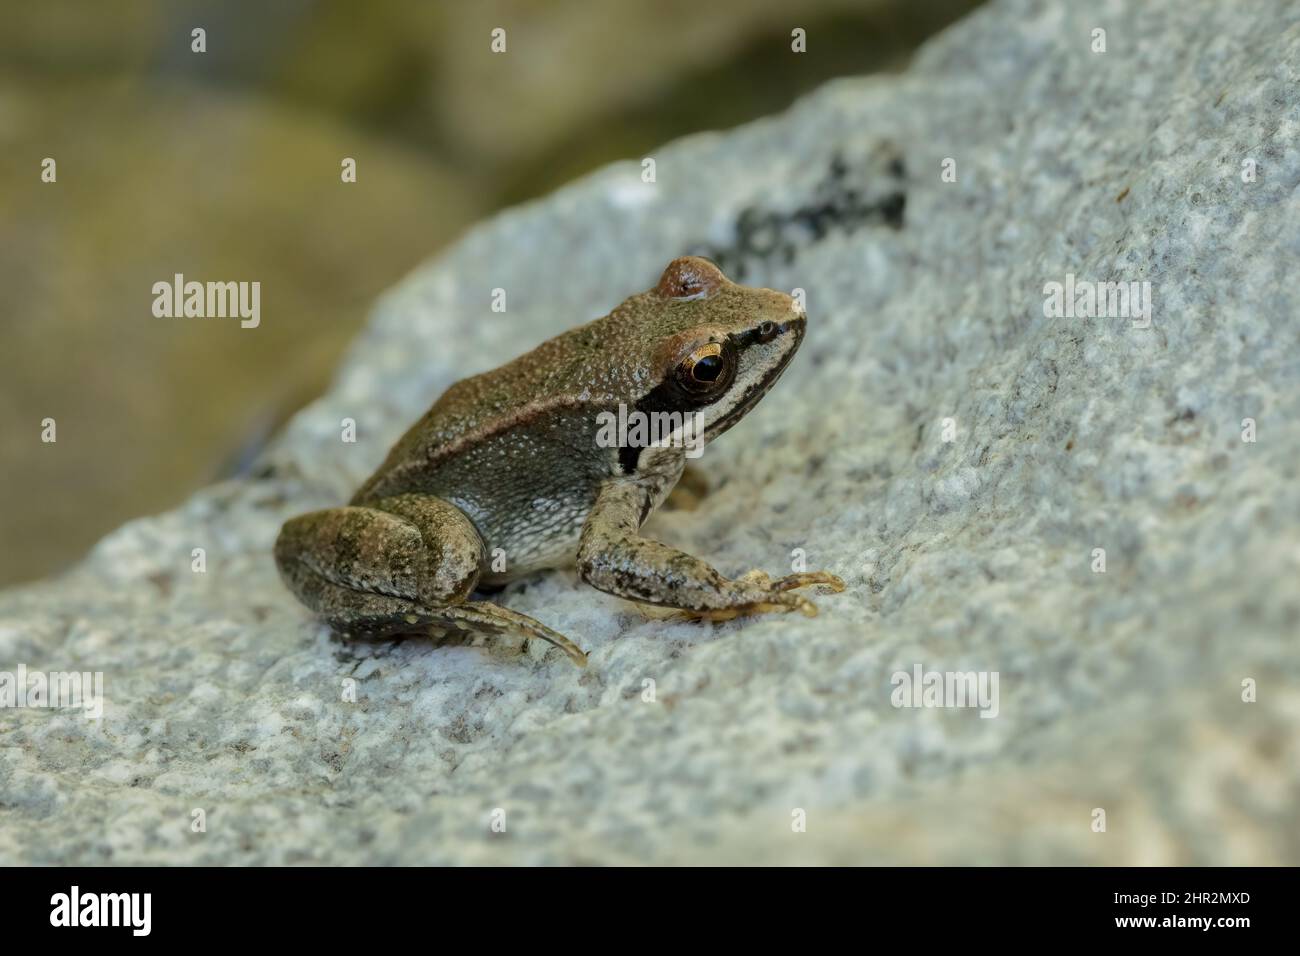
[{"xmin": 634, "ymin": 256, "xmax": 806, "ymax": 445}]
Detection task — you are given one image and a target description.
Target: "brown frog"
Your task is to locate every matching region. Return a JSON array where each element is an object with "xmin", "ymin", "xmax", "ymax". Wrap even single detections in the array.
[{"xmin": 275, "ymin": 257, "xmax": 844, "ymax": 666}]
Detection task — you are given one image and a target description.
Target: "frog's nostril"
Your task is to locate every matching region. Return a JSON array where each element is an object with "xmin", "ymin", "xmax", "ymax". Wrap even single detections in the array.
[{"xmin": 756, "ymin": 320, "xmax": 779, "ymax": 343}]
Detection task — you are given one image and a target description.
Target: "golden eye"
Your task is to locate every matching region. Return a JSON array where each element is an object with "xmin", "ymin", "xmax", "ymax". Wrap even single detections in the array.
[{"xmin": 675, "ymin": 342, "xmax": 735, "ymax": 398}]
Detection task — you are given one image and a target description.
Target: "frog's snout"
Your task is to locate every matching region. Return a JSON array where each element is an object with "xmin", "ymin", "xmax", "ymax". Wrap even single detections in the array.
[{"xmin": 777, "ymin": 311, "xmax": 806, "ymax": 348}]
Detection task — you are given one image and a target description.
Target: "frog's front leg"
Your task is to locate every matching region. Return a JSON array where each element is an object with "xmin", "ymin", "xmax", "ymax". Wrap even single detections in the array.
[
  {"xmin": 577, "ymin": 480, "xmax": 844, "ymax": 618},
  {"xmin": 274, "ymin": 494, "xmax": 587, "ymax": 666}
]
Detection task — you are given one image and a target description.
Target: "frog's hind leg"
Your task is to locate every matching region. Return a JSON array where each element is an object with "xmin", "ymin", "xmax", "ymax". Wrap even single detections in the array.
[
  {"xmin": 275, "ymin": 494, "xmax": 482, "ymax": 611},
  {"xmin": 285, "ymin": 574, "xmax": 587, "ymax": 667},
  {"xmin": 431, "ymin": 602, "xmax": 588, "ymax": 668},
  {"xmin": 274, "ymin": 494, "xmax": 586, "ymax": 666},
  {"xmin": 283, "ymin": 567, "xmax": 442, "ymax": 639}
]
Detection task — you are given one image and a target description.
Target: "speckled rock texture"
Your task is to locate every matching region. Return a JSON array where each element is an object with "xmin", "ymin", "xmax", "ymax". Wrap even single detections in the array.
[{"xmin": 2, "ymin": 0, "xmax": 1298, "ymax": 864}]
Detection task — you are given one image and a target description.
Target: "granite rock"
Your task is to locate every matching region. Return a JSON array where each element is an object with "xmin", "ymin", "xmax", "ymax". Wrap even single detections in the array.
[{"xmin": 2, "ymin": 0, "xmax": 1298, "ymax": 864}]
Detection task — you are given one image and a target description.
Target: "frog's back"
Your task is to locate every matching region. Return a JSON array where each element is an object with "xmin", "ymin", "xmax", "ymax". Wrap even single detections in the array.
[{"xmin": 358, "ymin": 328, "xmax": 595, "ymax": 494}]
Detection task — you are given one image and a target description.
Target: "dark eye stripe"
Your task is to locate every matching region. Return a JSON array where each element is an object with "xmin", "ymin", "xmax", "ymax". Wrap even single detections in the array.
[{"xmin": 732, "ymin": 326, "xmax": 772, "ymax": 349}]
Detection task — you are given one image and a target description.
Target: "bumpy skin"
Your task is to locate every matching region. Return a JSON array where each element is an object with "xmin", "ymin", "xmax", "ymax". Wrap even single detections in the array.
[{"xmin": 275, "ymin": 257, "xmax": 844, "ymax": 666}]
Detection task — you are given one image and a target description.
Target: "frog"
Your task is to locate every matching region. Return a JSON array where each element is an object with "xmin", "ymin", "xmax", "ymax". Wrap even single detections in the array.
[{"xmin": 274, "ymin": 256, "xmax": 844, "ymax": 667}]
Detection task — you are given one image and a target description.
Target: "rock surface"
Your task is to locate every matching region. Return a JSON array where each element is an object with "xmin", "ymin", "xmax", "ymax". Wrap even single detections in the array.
[{"xmin": 2, "ymin": 0, "xmax": 1298, "ymax": 864}]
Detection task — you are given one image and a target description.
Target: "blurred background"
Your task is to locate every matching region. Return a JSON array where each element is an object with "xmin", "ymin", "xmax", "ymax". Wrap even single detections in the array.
[{"xmin": 0, "ymin": 0, "xmax": 982, "ymax": 586}]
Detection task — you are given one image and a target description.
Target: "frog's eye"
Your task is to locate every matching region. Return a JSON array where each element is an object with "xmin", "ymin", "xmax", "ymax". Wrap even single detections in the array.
[
  {"xmin": 675, "ymin": 341, "xmax": 736, "ymax": 399},
  {"xmin": 657, "ymin": 257, "xmax": 725, "ymax": 300}
]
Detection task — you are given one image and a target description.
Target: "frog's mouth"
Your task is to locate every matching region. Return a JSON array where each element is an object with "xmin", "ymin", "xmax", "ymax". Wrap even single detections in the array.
[{"xmin": 705, "ymin": 319, "xmax": 804, "ymax": 441}]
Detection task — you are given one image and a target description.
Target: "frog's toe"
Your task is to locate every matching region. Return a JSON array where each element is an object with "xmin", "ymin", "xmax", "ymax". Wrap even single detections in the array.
[
  {"xmin": 768, "ymin": 591, "xmax": 820, "ymax": 617},
  {"xmin": 771, "ymin": 571, "xmax": 846, "ymax": 594},
  {"xmin": 674, "ymin": 588, "xmax": 820, "ymax": 621},
  {"xmin": 440, "ymin": 601, "xmax": 589, "ymax": 668}
]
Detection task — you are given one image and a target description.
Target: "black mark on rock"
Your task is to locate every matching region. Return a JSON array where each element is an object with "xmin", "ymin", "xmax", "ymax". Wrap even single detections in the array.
[{"xmin": 688, "ymin": 146, "xmax": 906, "ymax": 280}]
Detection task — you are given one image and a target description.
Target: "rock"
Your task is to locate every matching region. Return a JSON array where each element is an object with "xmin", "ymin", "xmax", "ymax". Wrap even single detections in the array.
[{"xmin": 2, "ymin": 0, "xmax": 1298, "ymax": 864}]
